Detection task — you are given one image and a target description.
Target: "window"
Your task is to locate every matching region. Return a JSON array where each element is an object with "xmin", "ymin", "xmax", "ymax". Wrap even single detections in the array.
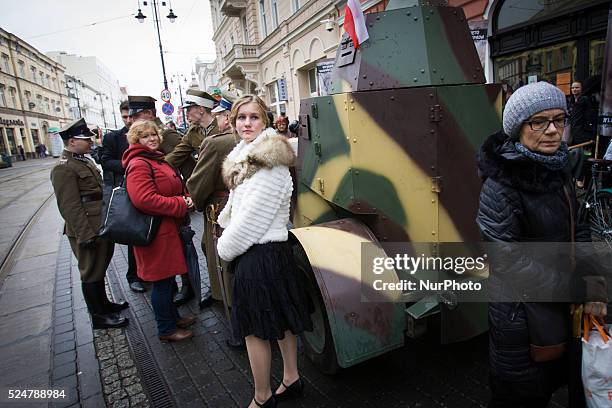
[
  {"xmin": 267, "ymin": 81, "xmax": 286, "ymax": 117},
  {"xmin": 46, "ymin": 74, "xmax": 50, "ymax": 88},
  {"xmin": 0, "ymin": 85, "xmax": 6, "ymax": 107},
  {"xmin": 270, "ymin": 0, "xmax": 279, "ymax": 29},
  {"xmin": 1, "ymin": 53, "xmax": 9, "ymax": 72},
  {"xmin": 242, "ymin": 15, "xmax": 249, "ymax": 44},
  {"xmin": 39, "ymin": 71, "xmax": 44, "ymax": 86},
  {"xmin": 31, "ymin": 129, "xmax": 40, "ymax": 146},
  {"xmin": 24, "ymin": 91, "xmax": 31, "ymax": 109},
  {"xmin": 44, "ymin": 97, "xmax": 50, "ymax": 113},
  {"xmin": 9, "ymin": 87, "xmax": 16, "ymax": 108},
  {"xmin": 36, "ymin": 94, "xmax": 42, "ymax": 112},
  {"xmin": 308, "ymin": 68, "xmax": 318, "ymax": 97},
  {"xmin": 6, "ymin": 128, "xmax": 16, "ymax": 155},
  {"xmin": 18, "ymin": 61, "xmax": 25, "ymax": 78},
  {"xmin": 496, "ymin": 0, "xmax": 601, "ymax": 31},
  {"xmin": 30, "ymin": 66, "xmax": 36, "ymax": 82},
  {"xmin": 292, "ymin": 0, "xmax": 300, "ymax": 13},
  {"xmin": 259, "ymin": 0, "xmax": 268, "ymax": 38}
]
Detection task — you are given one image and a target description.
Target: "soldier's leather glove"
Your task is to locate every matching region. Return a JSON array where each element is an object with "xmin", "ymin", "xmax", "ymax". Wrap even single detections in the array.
[{"xmin": 80, "ymin": 238, "xmax": 97, "ymax": 249}]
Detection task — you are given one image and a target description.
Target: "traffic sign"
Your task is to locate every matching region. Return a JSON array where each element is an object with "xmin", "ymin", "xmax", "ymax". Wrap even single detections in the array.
[
  {"xmin": 161, "ymin": 102, "xmax": 174, "ymax": 115},
  {"xmin": 161, "ymin": 89, "xmax": 171, "ymax": 102}
]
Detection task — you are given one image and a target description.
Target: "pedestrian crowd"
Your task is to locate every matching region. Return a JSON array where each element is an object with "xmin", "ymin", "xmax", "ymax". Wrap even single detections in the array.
[{"xmin": 48, "ymin": 79, "xmax": 609, "ymax": 408}]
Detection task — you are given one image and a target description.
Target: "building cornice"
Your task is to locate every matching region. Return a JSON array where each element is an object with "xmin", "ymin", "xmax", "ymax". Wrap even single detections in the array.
[
  {"xmin": 212, "ymin": 16, "xmax": 234, "ymax": 42},
  {"xmin": 0, "ymin": 106, "xmax": 69, "ymax": 123}
]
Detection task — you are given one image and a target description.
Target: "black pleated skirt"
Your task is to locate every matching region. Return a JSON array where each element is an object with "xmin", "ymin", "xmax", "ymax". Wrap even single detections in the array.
[{"xmin": 229, "ymin": 241, "xmax": 314, "ymax": 340}]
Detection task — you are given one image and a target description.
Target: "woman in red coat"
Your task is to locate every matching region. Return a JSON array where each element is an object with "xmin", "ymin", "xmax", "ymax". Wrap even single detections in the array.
[{"xmin": 122, "ymin": 120, "xmax": 196, "ymax": 342}]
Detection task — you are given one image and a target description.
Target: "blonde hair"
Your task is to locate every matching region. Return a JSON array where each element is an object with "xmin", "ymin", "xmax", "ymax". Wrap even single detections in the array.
[
  {"xmin": 229, "ymin": 94, "xmax": 270, "ymax": 130},
  {"xmin": 126, "ymin": 120, "xmax": 162, "ymax": 145}
]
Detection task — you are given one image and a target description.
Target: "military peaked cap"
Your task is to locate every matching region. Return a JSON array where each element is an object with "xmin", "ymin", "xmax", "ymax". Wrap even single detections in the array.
[
  {"xmin": 181, "ymin": 89, "xmax": 216, "ymax": 109},
  {"xmin": 211, "ymin": 91, "xmax": 238, "ymax": 113},
  {"xmin": 128, "ymin": 95, "xmax": 156, "ymax": 116},
  {"xmin": 59, "ymin": 117, "xmax": 95, "ymax": 140}
]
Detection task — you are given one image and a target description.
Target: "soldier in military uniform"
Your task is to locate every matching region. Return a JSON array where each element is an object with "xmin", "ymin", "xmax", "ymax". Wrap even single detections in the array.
[
  {"xmin": 50, "ymin": 118, "xmax": 129, "ymax": 330},
  {"xmin": 126, "ymin": 95, "xmax": 182, "ymax": 155},
  {"xmin": 187, "ymin": 95, "xmax": 239, "ymax": 306},
  {"xmin": 165, "ymin": 89, "xmax": 219, "ymax": 180}
]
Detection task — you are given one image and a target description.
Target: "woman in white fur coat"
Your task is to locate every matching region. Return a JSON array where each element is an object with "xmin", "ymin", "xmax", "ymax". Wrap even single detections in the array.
[{"xmin": 217, "ymin": 95, "xmax": 313, "ymax": 408}]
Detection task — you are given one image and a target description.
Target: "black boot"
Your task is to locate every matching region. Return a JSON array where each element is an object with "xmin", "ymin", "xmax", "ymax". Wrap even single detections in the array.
[
  {"xmin": 81, "ymin": 283, "xmax": 129, "ymax": 329},
  {"xmin": 173, "ymin": 274, "xmax": 194, "ymax": 306},
  {"xmin": 94, "ymin": 281, "xmax": 129, "ymax": 313}
]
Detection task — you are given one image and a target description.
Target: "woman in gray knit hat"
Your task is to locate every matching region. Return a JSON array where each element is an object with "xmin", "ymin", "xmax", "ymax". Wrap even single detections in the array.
[{"xmin": 476, "ymin": 81, "xmax": 608, "ymax": 407}]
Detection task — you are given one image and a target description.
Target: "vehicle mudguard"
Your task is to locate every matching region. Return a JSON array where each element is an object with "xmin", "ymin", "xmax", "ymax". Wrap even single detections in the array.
[{"xmin": 290, "ymin": 218, "xmax": 405, "ymax": 368}]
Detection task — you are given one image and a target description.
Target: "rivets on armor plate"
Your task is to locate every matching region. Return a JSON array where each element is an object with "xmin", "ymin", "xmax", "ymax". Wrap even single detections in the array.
[
  {"xmin": 421, "ymin": 69, "xmax": 425, "ymax": 73},
  {"xmin": 406, "ymin": 12, "xmax": 411, "ymax": 16},
  {"xmin": 369, "ymin": 81, "xmax": 374, "ymax": 86},
  {"xmin": 432, "ymin": 231, "xmax": 436, "ymax": 235},
  {"xmin": 390, "ymin": 96, "xmax": 395, "ymax": 100},
  {"xmin": 362, "ymin": 74, "xmax": 367, "ymax": 79},
  {"xmin": 432, "ymin": 199, "xmax": 436, "ymax": 203},
  {"xmin": 376, "ymin": 16, "xmax": 380, "ymax": 20},
  {"xmin": 433, "ymin": 69, "xmax": 437, "ymax": 73},
  {"xmin": 414, "ymin": 17, "xmax": 418, "ymax": 21},
  {"xmin": 354, "ymin": 170, "xmax": 359, "ymax": 175},
  {"xmin": 413, "ymin": 78, "xmax": 418, "ymax": 82},
  {"xmin": 353, "ymin": 138, "xmax": 357, "ymax": 143}
]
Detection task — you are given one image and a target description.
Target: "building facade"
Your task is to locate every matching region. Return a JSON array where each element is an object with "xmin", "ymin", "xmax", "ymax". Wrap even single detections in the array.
[
  {"xmin": 47, "ymin": 52, "xmax": 123, "ymax": 130},
  {"xmin": 0, "ymin": 27, "xmax": 71, "ymax": 159},
  {"xmin": 202, "ymin": 0, "xmax": 391, "ymax": 120},
  {"xmin": 202, "ymin": 0, "xmax": 611, "ymax": 120}
]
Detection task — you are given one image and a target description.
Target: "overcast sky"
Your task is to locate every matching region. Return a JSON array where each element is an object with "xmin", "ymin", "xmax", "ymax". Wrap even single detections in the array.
[{"xmin": 0, "ymin": 0, "xmax": 216, "ymax": 104}]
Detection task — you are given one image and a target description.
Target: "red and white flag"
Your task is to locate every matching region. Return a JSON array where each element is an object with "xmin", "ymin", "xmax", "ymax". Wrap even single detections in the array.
[{"xmin": 344, "ymin": 0, "xmax": 369, "ymax": 49}]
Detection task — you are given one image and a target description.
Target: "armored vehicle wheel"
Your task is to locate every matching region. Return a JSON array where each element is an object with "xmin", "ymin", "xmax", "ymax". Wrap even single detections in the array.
[{"xmin": 292, "ymin": 242, "xmax": 340, "ymax": 375}]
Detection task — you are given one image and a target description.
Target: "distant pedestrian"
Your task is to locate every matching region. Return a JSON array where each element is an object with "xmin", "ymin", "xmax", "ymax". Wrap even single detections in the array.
[
  {"xmin": 123, "ymin": 119, "xmax": 196, "ymax": 343},
  {"xmin": 275, "ymin": 115, "xmax": 290, "ymax": 137},
  {"xmin": 18, "ymin": 145, "xmax": 26, "ymax": 161},
  {"xmin": 50, "ymin": 117, "xmax": 129, "ymax": 330},
  {"xmin": 37, "ymin": 143, "xmax": 47, "ymax": 158},
  {"xmin": 217, "ymin": 95, "xmax": 313, "ymax": 408}
]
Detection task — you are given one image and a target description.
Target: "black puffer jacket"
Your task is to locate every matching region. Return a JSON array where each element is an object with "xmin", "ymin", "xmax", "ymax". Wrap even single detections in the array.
[{"xmin": 476, "ymin": 131, "xmax": 590, "ymax": 384}]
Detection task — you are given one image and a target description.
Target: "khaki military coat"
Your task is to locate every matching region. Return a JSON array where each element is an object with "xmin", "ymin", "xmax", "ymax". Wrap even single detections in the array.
[
  {"xmin": 50, "ymin": 149, "xmax": 114, "ymax": 282},
  {"xmin": 166, "ymin": 120, "xmax": 219, "ymax": 180},
  {"xmin": 155, "ymin": 118, "xmax": 182, "ymax": 155},
  {"xmin": 186, "ymin": 130, "xmax": 239, "ymax": 301}
]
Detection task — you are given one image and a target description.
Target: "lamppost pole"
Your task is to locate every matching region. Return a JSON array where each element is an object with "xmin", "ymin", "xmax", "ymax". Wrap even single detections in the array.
[
  {"xmin": 171, "ymin": 73, "xmax": 187, "ymax": 131},
  {"xmin": 97, "ymin": 93, "xmax": 108, "ymax": 129},
  {"xmin": 135, "ymin": 1, "xmax": 177, "ymax": 91},
  {"xmin": 152, "ymin": 1, "xmax": 168, "ymax": 90}
]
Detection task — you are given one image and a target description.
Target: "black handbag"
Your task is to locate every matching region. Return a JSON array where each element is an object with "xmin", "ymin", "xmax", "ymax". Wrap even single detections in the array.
[{"xmin": 99, "ymin": 159, "xmax": 161, "ymax": 246}]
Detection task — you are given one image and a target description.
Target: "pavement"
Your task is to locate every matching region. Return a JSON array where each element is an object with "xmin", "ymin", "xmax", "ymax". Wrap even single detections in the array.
[{"xmin": 0, "ymin": 158, "xmax": 572, "ymax": 408}]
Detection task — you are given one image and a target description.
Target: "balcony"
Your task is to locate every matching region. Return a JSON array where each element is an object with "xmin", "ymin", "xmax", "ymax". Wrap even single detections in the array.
[
  {"xmin": 220, "ymin": 0, "xmax": 247, "ymax": 17},
  {"xmin": 222, "ymin": 44, "xmax": 260, "ymax": 85}
]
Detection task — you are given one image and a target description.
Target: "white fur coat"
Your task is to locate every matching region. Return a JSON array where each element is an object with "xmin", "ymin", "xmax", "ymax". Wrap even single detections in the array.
[{"xmin": 216, "ymin": 128, "xmax": 295, "ymax": 261}]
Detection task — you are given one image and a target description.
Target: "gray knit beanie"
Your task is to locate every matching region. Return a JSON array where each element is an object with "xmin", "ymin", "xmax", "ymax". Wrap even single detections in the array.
[{"xmin": 502, "ymin": 81, "xmax": 567, "ymax": 139}]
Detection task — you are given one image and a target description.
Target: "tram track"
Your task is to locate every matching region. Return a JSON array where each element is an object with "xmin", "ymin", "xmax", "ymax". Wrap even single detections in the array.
[{"xmin": 0, "ymin": 191, "xmax": 55, "ymax": 286}]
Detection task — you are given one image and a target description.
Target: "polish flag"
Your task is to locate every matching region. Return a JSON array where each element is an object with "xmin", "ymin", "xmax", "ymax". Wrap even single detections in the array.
[{"xmin": 344, "ymin": 0, "xmax": 369, "ymax": 49}]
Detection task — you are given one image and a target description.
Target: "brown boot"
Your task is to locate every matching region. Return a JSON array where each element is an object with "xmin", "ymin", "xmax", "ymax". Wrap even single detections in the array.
[
  {"xmin": 176, "ymin": 315, "xmax": 196, "ymax": 329},
  {"xmin": 159, "ymin": 328, "xmax": 193, "ymax": 343}
]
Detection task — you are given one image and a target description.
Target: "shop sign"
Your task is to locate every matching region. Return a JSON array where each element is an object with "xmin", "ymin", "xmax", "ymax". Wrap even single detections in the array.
[
  {"xmin": 0, "ymin": 117, "xmax": 25, "ymax": 127},
  {"xmin": 470, "ymin": 28, "xmax": 487, "ymax": 41},
  {"xmin": 277, "ymin": 78, "xmax": 288, "ymax": 101}
]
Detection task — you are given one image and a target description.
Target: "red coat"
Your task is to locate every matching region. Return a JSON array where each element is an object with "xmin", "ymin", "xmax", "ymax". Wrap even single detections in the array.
[{"xmin": 122, "ymin": 144, "xmax": 188, "ymax": 282}]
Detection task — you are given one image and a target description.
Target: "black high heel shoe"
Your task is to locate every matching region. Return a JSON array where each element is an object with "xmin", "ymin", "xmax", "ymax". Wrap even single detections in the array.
[
  {"xmin": 274, "ymin": 377, "xmax": 304, "ymax": 402},
  {"xmin": 253, "ymin": 395, "xmax": 276, "ymax": 408}
]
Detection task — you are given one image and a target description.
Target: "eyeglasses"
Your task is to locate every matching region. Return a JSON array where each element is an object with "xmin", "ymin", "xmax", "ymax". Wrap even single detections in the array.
[{"xmin": 525, "ymin": 116, "xmax": 568, "ymax": 132}]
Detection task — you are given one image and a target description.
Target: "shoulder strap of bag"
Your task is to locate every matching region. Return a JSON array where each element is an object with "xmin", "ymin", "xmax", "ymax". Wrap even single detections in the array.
[{"xmin": 124, "ymin": 158, "xmax": 156, "ymax": 189}]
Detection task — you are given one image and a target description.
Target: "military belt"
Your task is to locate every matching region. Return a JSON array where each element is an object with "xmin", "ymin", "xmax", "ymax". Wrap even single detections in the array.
[{"xmin": 81, "ymin": 193, "xmax": 103, "ymax": 203}]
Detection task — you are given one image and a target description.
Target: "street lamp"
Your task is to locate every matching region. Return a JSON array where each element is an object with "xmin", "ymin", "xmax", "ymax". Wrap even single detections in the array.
[{"xmin": 134, "ymin": 1, "xmax": 177, "ymax": 90}]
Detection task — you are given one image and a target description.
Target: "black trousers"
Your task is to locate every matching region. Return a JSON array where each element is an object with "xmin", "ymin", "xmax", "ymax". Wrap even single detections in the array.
[{"xmin": 126, "ymin": 246, "xmax": 141, "ymax": 283}]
